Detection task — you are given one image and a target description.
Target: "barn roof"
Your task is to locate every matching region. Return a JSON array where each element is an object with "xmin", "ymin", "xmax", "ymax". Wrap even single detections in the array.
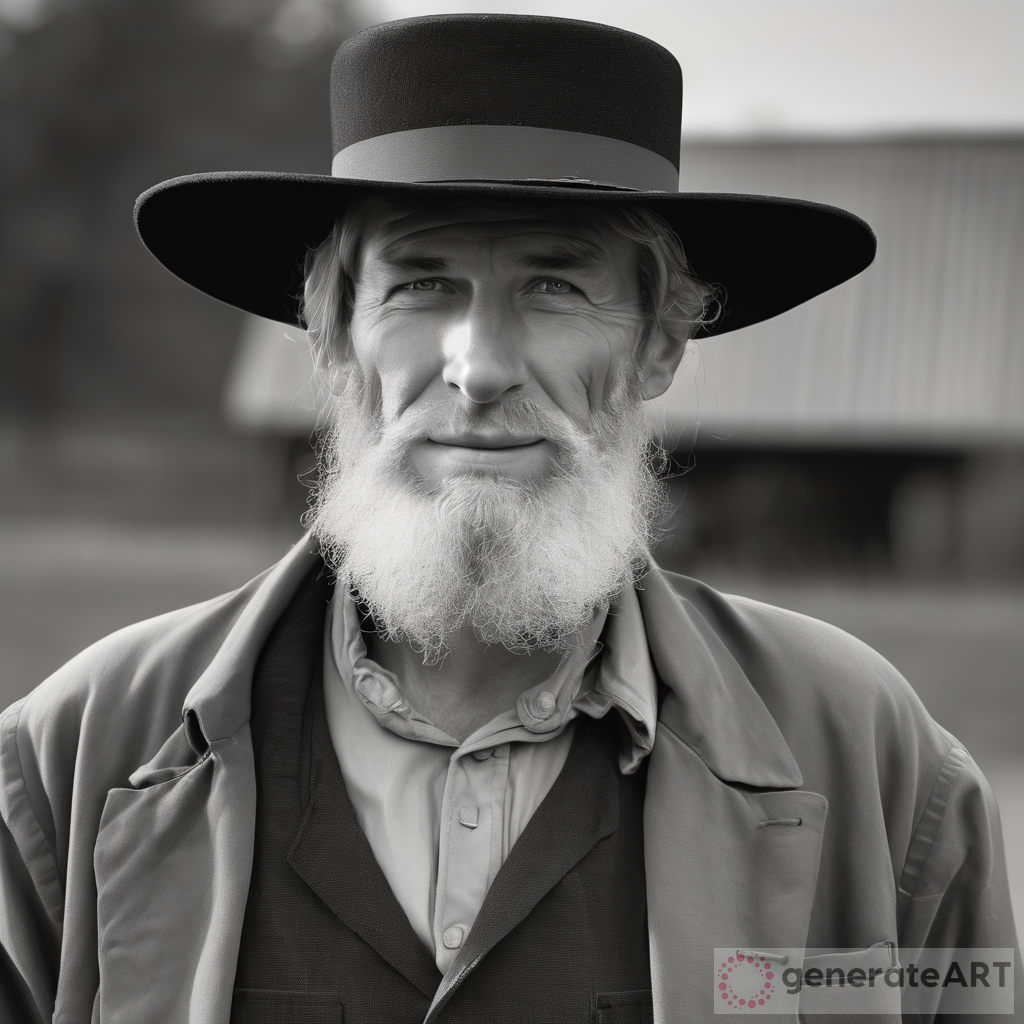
[{"xmin": 664, "ymin": 136, "xmax": 1024, "ymax": 446}]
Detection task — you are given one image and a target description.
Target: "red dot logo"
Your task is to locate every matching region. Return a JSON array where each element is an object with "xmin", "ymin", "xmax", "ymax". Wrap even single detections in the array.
[{"xmin": 718, "ymin": 954, "xmax": 774, "ymax": 1010}]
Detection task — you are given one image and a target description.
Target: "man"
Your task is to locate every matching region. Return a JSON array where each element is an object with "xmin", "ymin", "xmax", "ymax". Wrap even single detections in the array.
[{"xmin": 1, "ymin": 14, "xmax": 1019, "ymax": 1024}]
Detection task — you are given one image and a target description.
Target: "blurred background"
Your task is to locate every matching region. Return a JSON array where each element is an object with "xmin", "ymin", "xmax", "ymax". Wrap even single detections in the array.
[{"xmin": 0, "ymin": 0, "xmax": 1021, "ymax": 939}]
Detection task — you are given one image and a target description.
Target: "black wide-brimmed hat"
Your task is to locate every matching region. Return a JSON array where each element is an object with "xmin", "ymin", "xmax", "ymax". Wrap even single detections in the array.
[{"xmin": 135, "ymin": 14, "xmax": 875, "ymax": 336}]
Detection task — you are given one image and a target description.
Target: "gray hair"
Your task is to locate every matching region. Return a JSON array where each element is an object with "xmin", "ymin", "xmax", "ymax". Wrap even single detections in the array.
[{"xmin": 302, "ymin": 195, "xmax": 722, "ymax": 379}]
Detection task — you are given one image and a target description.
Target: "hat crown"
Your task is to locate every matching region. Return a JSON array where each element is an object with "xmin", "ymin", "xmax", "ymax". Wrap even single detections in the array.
[{"xmin": 329, "ymin": 15, "xmax": 682, "ymax": 170}]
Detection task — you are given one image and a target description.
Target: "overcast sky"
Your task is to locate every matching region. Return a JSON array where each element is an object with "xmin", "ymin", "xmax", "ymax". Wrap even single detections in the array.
[{"xmin": 365, "ymin": 0, "xmax": 1023, "ymax": 137}]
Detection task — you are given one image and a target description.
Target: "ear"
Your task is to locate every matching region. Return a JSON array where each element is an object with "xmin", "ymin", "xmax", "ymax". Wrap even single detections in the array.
[{"xmin": 637, "ymin": 326, "xmax": 687, "ymax": 401}]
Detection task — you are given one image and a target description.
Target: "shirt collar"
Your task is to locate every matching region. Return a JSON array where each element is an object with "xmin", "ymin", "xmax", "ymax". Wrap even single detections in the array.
[
  {"xmin": 576, "ymin": 582, "xmax": 659, "ymax": 773},
  {"xmin": 177, "ymin": 535, "xmax": 799, "ymax": 790},
  {"xmin": 329, "ymin": 586, "xmax": 659, "ymax": 772}
]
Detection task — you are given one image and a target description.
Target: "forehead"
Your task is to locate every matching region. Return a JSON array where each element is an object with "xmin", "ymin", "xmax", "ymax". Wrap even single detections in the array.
[{"xmin": 356, "ymin": 196, "xmax": 637, "ymax": 272}]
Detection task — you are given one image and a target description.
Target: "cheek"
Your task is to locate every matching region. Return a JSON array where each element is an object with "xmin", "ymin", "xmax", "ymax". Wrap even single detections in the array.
[
  {"xmin": 603, "ymin": 338, "xmax": 643, "ymax": 402},
  {"xmin": 539, "ymin": 324, "xmax": 636, "ymax": 420},
  {"xmin": 349, "ymin": 318, "xmax": 445, "ymax": 420}
]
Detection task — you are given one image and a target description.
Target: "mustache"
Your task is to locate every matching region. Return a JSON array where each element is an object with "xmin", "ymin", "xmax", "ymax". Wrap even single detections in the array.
[{"xmin": 363, "ymin": 392, "xmax": 589, "ymax": 458}]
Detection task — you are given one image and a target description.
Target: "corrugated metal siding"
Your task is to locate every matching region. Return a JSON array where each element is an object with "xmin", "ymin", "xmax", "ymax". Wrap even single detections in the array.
[{"xmin": 662, "ymin": 137, "xmax": 1024, "ymax": 444}]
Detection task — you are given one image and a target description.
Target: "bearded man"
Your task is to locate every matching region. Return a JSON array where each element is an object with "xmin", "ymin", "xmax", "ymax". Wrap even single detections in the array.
[{"xmin": 1, "ymin": 15, "xmax": 1020, "ymax": 1024}]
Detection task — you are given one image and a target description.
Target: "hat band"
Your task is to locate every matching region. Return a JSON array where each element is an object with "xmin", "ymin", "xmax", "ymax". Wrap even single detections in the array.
[{"xmin": 331, "ymin": 124, "xmax": 679, "ymax": 193}]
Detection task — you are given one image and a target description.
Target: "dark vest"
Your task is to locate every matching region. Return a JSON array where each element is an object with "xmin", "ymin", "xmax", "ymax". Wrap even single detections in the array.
[{"xmin": 231, "ymin": 564, "xmax": 653, "ymax": 1024}]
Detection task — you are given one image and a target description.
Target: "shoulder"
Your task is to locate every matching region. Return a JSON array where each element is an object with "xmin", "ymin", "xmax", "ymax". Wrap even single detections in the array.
[
  {"xmin": 651, "ymin": 567, "xmax": 960, "ymax": 780},
  {"xmin": 2, "ymin": 532, "xmax": 325, "ymax": 808},
  {"xmin": 12, "ymin": 576, "xmax": 253, "ymax": 719},
  {"xmin": 0, "ymin": 537, "xmax": 322, "ymax": 944},
  {"xmin": 4, "ymin": 534, "xmax": 324, "ymax": 771},
  {"xmin": 0, "ymin": 581, "xmax": 261, "ymax": 940},
  {"xmin": 656, "ymin": 568, "xmax": 921, "ymax": 704},
  {"xmin": 0, "ymin": 581, "xmax": 256, "ymax": 810},
  {"xmin": 0, "ymin": 540, "xmax": 318, "ymax": 825}
]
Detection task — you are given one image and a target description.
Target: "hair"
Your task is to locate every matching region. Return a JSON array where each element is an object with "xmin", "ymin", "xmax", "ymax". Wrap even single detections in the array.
[{"xmin": 302, "ymin": 193, "xmax": 722, "ymax": 381}]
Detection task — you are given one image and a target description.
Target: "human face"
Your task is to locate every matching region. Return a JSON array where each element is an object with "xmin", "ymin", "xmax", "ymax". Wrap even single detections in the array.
[{"xmin": 342, "ymin": 201, "xmax": 658, "ymax": 490}]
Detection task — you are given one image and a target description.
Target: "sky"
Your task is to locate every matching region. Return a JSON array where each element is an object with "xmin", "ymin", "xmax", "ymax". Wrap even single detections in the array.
[{"xmin": 362, "ymin": 0, "xmax": 1024, "ymax": 137}]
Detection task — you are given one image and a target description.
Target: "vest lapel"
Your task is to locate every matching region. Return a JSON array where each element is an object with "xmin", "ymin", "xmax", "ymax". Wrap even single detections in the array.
[
  {"xmin": 287, "ymin": 679, "xmax": 443, "ymax": 1000},
  {"xmin": 426, "ymin": 717, "xmax": 620, "ymax": 1019}
]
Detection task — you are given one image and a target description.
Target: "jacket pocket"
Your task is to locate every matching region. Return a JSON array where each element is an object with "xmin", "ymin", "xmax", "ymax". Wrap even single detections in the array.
[
  {"xmin": 796, "ymin": 944, "xmax": 902, "ymax": 1023},
  {"xmin": 230, "ymin": 988, "xmax": 344, "ymax": 1023},
  {"xmin": 594, "ymin": 989, "xmax": 653, "ymax": 1024}
]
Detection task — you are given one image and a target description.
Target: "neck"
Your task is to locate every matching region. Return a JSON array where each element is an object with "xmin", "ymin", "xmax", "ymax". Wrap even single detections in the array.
[{"xmin": 364, "ymin": 624, "xmax": 570, "ymax": 743}]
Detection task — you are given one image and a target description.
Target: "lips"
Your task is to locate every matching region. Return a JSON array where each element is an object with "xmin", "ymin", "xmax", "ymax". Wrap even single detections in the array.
[
  {"xmin": 410, "ymin": 431, "xmax": 552, "ymax": 482},
  {"xmin": 429, "ymin": 434, "xmax": 543, "ymax": 450}
]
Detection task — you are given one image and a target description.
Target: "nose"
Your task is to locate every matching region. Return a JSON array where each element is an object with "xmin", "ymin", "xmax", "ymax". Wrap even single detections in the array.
[{"xmin": 441, "ymin": 297, "xmax": 527, "ymax": 405}]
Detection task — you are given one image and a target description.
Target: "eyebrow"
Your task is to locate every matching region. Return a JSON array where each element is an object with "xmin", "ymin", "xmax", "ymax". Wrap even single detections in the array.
[
  {"xmin": 377, "ymin": 244, "xmax": 450, "ymax": 274},
  {"xmin": 512, "ymin": 238, "xmax": 607, "ymax": 274},
  {"xmin": 376, "ymin": 237, "xmax": 607, "ymax": 276}
]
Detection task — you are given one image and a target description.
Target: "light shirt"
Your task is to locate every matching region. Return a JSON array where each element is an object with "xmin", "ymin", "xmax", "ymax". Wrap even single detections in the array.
[{"xmin": 322, "ymin": 585, "xmax": 659, "ymax": 976}]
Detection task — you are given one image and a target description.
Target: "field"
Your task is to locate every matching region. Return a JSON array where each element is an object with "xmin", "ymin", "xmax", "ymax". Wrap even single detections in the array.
[{"xmin": 1, "ymin": 521, "xmax": 1022, "ymax": 945}]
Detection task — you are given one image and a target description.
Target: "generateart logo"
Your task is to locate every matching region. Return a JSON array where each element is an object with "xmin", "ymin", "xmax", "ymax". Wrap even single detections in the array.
[{"xmin": 713, "ymin": 947, "xmax": 1015, "ymax": 1014}]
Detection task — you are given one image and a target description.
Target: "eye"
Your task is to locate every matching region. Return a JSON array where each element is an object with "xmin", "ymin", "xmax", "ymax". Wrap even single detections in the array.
[
  {"xmin": 403, "ymin": 279, "xmax": 448, "ymax": 292},
  {"xmin": 532, "ymin": 279, "xmax": 575, "ymax": 294}
]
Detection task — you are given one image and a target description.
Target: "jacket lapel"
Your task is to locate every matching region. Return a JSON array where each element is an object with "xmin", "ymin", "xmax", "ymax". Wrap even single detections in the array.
[
  {"xmin": 94, "ymin": 728, "xmax": 257, "ymax": 1024},
  {"xmin": 93, "ymin": 536, "xmax": 323, "ymax": 1024},
  {"xmin": 637, "ymin": 566, "xmax": 828, "ymax": 1023},
  {"xmin": 645, "ymin": 720, "xmax": 827, "ymax": 1022}
]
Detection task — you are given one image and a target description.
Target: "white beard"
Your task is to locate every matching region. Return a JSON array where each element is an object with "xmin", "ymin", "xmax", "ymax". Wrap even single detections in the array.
[{"xmin": 309, "ymin": 370, "xmax": 666, "ymax": 664}]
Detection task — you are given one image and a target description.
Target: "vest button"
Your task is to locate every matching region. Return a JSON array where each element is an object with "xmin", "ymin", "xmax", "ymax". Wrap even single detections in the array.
[
  {"xmin": 442, "ymin": 926, "xmax": 464, "ymax": 949},
  {"xmin": 471, "ymin": 748, "xmax": 493, "ymax": 760}
]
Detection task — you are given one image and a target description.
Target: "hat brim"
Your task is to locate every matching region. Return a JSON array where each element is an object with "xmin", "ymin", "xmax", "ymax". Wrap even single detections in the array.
[{"xmin": 134, "ymin": 170, "xmax": 876, "ymax": 337}]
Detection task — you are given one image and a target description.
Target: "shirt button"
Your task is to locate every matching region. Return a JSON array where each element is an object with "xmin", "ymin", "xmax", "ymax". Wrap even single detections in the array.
[
  {"xmin": 443, "ymin": 926, "xmax": 464, "ymax": 949},
  {"xmin": 536, "ymin": 690, "xmax": 556, "ymax": 717},
  {"xmin": 459, "ymin": 807, "xmax": 479, "ymax": 828},
  {"xmin": 471, "ymin": 748, "xmax": 493, "ymax": 760}
]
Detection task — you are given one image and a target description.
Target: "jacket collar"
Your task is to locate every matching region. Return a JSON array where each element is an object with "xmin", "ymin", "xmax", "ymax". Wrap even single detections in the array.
[
  {"xmin": 636, "ymin": 562, "xmax": 803, "ymax": 790},
  {"xmin": 180, "ymin": 537, "xmax": 801, "ymax": 789},
  {"xmin": 182, "ymin": 533, "xmax": 324, "ymax": 750}
]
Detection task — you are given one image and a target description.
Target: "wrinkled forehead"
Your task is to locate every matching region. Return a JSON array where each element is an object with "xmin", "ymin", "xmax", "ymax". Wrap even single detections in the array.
[{"xmin": 353, "ymin": 194, "xmax": 638, "ymax": 273}]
